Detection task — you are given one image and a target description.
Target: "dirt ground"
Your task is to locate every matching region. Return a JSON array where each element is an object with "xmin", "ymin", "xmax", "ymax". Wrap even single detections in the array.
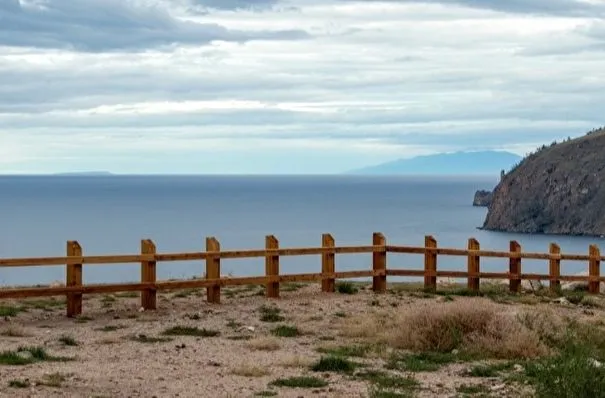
[{"xmin": 0, "ymin": 282, "xmax": 600, "ymax": 398}]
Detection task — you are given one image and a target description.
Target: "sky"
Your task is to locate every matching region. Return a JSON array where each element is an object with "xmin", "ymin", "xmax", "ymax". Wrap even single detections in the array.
[{"xmin": 1, "ymin": 0, "xmax": 604, "ymax": 174}]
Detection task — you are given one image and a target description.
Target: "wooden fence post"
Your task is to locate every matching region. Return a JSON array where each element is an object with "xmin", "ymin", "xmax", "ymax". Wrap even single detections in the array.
[
  {"xmin": 66, "ymin": 241, "xmax": 82, "ymax": 317},
  {"xmin": 321, "ymin": 234, "xmax": 335, "ymax": 293},
  {"xmin": 509, "ymin": 241, "xmax": 521, "ymax": 293},
  {"xmin": 373, "ymin": 233, "xmax": 387, "ymax": 293},
  {"xmin": 467, "ymin": 238, "xmax": 480, "ymax": 292},
  {"xmin": 549, "ymin": 243, "xmax": 561, "ymax": 293},
  {"xmin": 424, "ymin": 236, "xmax": 437, "ymax": 292},
  {"xmin": 265, "ymin": 235, "xmax": 279, "ymax": 298},
  {"xmin": 141, "ymin": 239, "xmax": 157, "ymax": 310},
  {"xmin": 589, "ymin": 244, "xmax": 601, "ymax": 294},
  {"xmin": 206, "ymin": 237, "xmax": 221, "ymax": 304}
]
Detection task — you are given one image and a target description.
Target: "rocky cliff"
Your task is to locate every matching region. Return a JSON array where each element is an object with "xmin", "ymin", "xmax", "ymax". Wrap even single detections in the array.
[
  {"xmin": 482, "ymin": 127, "xmax": 605, "ymax": 236},
  {"xmin": 473, "ymin": 190, "xmax": 493, "ymax": 207}
]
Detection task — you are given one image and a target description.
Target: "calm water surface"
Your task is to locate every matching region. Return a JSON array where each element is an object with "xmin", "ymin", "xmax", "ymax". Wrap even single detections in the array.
[{"xmin": 0, "ymin": 175, "xmax": 602, "ymax": 286}]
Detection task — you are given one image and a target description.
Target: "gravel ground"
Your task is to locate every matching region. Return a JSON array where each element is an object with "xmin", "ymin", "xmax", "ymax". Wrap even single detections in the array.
[{"xmin": 0, "ymin": 282, "xmax": 598, "ymax": 398}]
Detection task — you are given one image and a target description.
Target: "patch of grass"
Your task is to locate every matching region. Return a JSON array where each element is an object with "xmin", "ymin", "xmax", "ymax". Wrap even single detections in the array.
[
  {"xmin": 337, "ymin": 282, "xmax": 359, "ymax": 295},
  {"xmin": 343, "ymin": 301, "xmax": 550, "ymax": 360},
  {"xmin": 1, "ymin": 325, "xmax": 28, "ymax": 337},
  {"xmin": 456, "ymin": 383, "xmax": 490, "ymax": 395},
  {"xmin": 311, "ymin": 355, "xmax": 357, "ymax": 373},
  {"xmin": 246, "ymin": 337, "xmax": 281, "ymax": 351},
  {"xmin": 162, "ymin": 326, "xmax": 220, "ymax": 337},
  {"xmin": 386, "ymin": 351, "xmax": 461, "ymax": 372},
  {"xmin": 282, "ymin": 283, "xmax": 306, "ymax": 292},
  {"xmin": 271, "ymin": 325, "xmax": 300, "ymax": 338},
  {"xmin": 115, "ymin": 292, "xmax": 139, "ymax": 298},
  {"xmin": 466, "ymin": 362, "xmax": 515, "ymax": 377},
  {"xmin": 334, "ymin": 311, "xmax": 347, "ymax": 318},
  {"xmin": 358, "ymin": 370, "xmax": 420, "ymax": 390},
  {"xmin": 317, "ymin": 344, "xmax": 371, "ymax": 358},
  {"xmin": 0, "ymin": 346, "xmax": 72, "ymax": 365},
  {"xmin": 58, "ymin": 335, "xmax": 79, "ymax": 346},
  {"xmin": 23, "ymin": 298, "xmax": 65, "ymax": 310},
  {"xmin": 521, "ymin": 340, "xmax": 605, "ymax": 398},
  {"xmin": 8, "ymin": 379, "xmax": 30, "ymax": 388},
  {"xmin": 101, "ymin": 295, "xmax": 117, "ymax": 303},
  {"xmin": 254, "ymin": 391, "xmax": 278, "ymax": 397},
  {"xmin": 259, "ymin": 305, "xmax": 285, "ymax": 323},
  {"xmin": 128, "ymin": 334, "xmax": 173, "ymax": 343},
  {"xmin": 361, "ymin": 370, "xmax": 421, "ymax": 398},
  {"xmin": 95, "ymin": 325, "xmax": 126, "ymax": 332},
  {"xmin": 74, "ymin": 315, "xmax": 93, "ymax": 323},
  {"xmin": 172, "ymin": 289, "xmax": 198, "ymax": 298},
  {"xmin": 270, "ymin": 376, "xmax": 328, "ymax": 388},
  {"xmin": 0, "ymin": 305, "xmax": 23, "ymax": 317},
  {"xmin": 226, "ymin": 319, "xmax": 242, "ymax": 329},
  {"xmin": 38, "ymin": 372, "xmax": 68, "ymax": 387},
  {"xmin": 231, "ymin": 364, "xmax": 270, "ymax": 377}
]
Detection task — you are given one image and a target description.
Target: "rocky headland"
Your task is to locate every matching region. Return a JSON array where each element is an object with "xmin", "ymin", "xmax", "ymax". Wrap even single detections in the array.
[
  {"xmin": 472, "ymin": 190, "xmax": 493, "ymax": 207},
  {"xmin": 481, "ymin": 127, "xmax": 605, "ymax": 236}
]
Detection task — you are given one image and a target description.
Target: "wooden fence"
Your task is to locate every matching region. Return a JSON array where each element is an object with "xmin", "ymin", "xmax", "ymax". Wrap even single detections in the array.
[{"xmin": 0, "ymin": 233, "xmax": 602, "ymax": 317}]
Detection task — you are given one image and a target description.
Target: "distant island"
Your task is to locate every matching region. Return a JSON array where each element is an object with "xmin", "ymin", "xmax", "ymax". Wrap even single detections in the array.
[
  {"xmin": 481, "ymin": 126, "xmax": 605, "ymax": 236},
  {"xmin": 53, "ymin": 171, "xmax": 114, "ymax": 176},
  {"xmin": 347, "ymin": 151, "xmax": 522, "ymax": 175}
]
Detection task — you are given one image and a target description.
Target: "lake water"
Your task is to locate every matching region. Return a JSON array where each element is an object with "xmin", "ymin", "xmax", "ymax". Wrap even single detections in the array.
[{"xmin": 1, "ymin": 175, "xmax": 603, "ymax": 287}]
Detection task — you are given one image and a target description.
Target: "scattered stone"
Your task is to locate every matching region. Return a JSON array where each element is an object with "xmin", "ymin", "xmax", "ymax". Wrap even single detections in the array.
[
  {"xmin": 513, "ymin": 364, "xmax": 524, "ymax": 372},
  {"xmin": 552, "ymin": 297, "xmax": 570, "ymax": 305},
  {"xmin": 590, "ymin": 358, "xmax": 603, "ymax": 368},
  {"xmin": 451, "ymin": 349, "xmax": 459, "ymax": 355},
  {"xmin": 138, "ymin": 307, "xmax": 145, "ymax": 312},
  {"xmin": 207, "ymin": 361, "xmax": 221, "ymax": 367},
  {"xmin": 491, "ymin": 384, "xmax": 507, "ymax": 391}
]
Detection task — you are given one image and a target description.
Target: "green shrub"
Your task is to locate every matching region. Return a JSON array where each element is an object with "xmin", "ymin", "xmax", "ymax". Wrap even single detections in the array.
[
  {"xmin": 337, "ymin": 282, "xmax": 359, "ymax": 295},
  {"xmin": 311, "ymin": 356, "xmax": 356, "ymax": 373}
]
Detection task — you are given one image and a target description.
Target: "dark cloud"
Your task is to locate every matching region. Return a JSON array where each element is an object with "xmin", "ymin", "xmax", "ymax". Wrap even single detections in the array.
[{"xmin": 0, "ymin": 0, "xmax": 308, "ymax": 52}]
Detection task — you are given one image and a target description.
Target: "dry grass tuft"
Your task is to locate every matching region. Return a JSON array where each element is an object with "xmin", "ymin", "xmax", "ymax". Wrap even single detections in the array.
[
  {"xmin": 0, "ymin": 325, "xmax": 29, "ymax": 337},
  {"xmin": 246, "ymin": 337, "xmax": 282, "ymax": 351},
  {"xmin": 340, "ymin": 300, "xmax": 555, "ymax": 359},
  {"xmin": 278, "ymin": 354, "xmax": 315, "ymax": 368},
  {"xmin": 231, "ymin": 364, "xmax": 270, "ymax": 377}
]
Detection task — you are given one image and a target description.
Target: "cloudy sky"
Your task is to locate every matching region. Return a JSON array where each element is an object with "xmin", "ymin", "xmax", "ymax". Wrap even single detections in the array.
[{"xmin": 1, "ymin": 0, "xmax": 604, "ymax": 174}]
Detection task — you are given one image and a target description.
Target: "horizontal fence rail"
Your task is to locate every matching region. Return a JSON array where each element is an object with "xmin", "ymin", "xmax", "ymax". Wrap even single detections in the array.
[{"xmin": 0, "ymin": 233, "xmax": 602, "ymax": 317}]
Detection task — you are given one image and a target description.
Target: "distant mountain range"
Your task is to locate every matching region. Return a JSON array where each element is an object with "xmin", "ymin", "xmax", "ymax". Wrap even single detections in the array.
[
  {"xmin": 347, "ymin": 151, "xmax": 522, "ymax": 175},
  {"xmin": 53, "ymin": 171, "xmax": 114, "ymax": 176}
]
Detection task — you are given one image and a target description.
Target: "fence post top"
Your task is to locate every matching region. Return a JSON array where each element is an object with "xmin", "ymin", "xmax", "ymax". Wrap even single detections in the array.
[
  {"xmin": 265, "ymin": 235, "xmax": 278, "ymax": 243},
  {"xmin": 468, "ymin": 237, "xmax": 480, "ymax": 247},
  {"xmin": 67, "ymin": 241, "xmax": 82, "ymax": 250},
  {"xmin": 590, "ymin": 244, "xmax": 601, "ymax": 254},
  {"xmin": 510, "ymin": 240, "xmax": 521, "ymax": 250},
  {"xmin": 206, "ymin": 236, "xmax": 220, "ymax": 249},
  {"xmin": 373, "ymin": 232, "xmax": 386, "ymax": 244},
  {"xmin": 425, "ymin": 235, "xmax": 436, "ymax": 244},
  {"xmin": 141, "ymin": 239, "xmax": 156, "ymax": 251},
  {"xmin": 322, "ymin": 233, "xmax": 335, "ymax": 244},
  {"xmin": 550, "ymin": 242, "xmax": 561, "ymax": 251}
]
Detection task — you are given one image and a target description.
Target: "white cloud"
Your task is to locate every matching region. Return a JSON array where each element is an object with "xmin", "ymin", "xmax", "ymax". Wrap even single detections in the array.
[{"xmin": 0, "ymin": 0, "xmax": 603, "ymax": 173}]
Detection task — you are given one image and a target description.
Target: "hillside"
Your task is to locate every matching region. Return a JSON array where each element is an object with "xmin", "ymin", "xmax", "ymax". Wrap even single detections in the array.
[
  {"xmin": 482, "ymin": 127, "xmax": 605, "ymax": 236},
  {"xmin": 349, "ymin": 151, "xmax": 521, "ymax": 175}
]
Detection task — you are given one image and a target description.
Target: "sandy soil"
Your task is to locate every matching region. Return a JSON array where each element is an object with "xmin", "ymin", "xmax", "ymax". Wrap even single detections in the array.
[{"xmin": 0, "ymin": 282, "xmax": 598, "ymax": 398}]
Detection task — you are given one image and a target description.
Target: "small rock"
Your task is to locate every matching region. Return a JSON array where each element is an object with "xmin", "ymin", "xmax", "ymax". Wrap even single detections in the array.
[
  {"xmin": 552, "ymin": 297, "xmax": 570, "ymax": 305},
  {"xmin": 207, "ymin": 361, "xmax": 221, "ymax": 367},
  {"xmin": 513, "ymin": 364, "xmax": 524, "ymax": 372},
  {"xmin": 591, "ymin": 358, "xmax": 603, "ymax": 368},
  {"xmin": 491, "ymin": 384, "xmax": 506, "ymax": 391},
  {"xmin": 138, "ymin": 307, "xmax": 145, "ymax": 312},
  {"xmin": 451, "ymin": 349, "xmax": 459, "ymax": 355}
]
